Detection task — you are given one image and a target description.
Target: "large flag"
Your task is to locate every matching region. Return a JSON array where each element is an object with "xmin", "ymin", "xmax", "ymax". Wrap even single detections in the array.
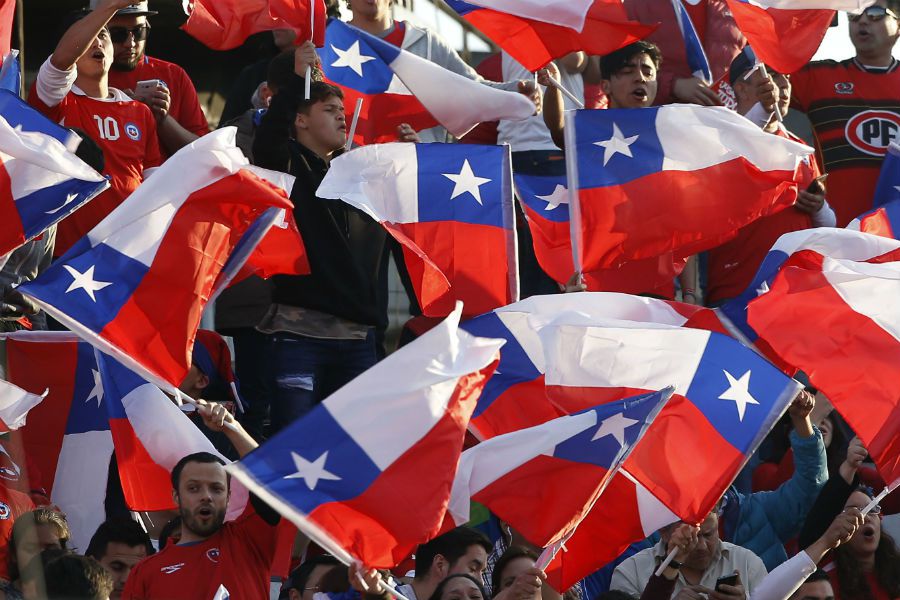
[
  {"xmin": 182, "ymin": 0, "xmax": 326, "ymax": 51},
  {"xmin": 459, "ymin": 293, "xmax": 727, "ymax": 440},
  {"xmin": 444, "ymin": 0, "xmax": 654, "ymax": 72},
  {"xmin": 747, "ymin": 251, "xmax": 900, "ymax": 488},
  {"xmin": 19, "ymin": 129, "xmax": 293, "ymax": 394},
  {"xmin": 873, "ymin": 142, "xmax": 900, "ymax": 209},
  {"xmin": 325, "ymin": 21, "xmax": 534, "ymax": 141},
  {"xmin": 0, "ymin": 1, "xmax": 13, "ymax": 59},
  {"xmin": 0, "ymin": 105, "xmax": 108, "ymax": 260},
  {"xmin": 564, "ymin": 105, "xmax": 813, "ymax": 272},
  {"xmin": 317, "ymin": 143, "xmax": 519, "ymax": 317},
  {"xmin": 447, "ymin": 389, "xmax": 672, "ymax": 549},
  {"xmin": 671, "ymin": 0, "xmax": 711, "ymax": 82},
  {"xmin": 226, "ymin": 304, "xmax": 503, "ymax": 568},
  {"xmin": 0, "ymin": 87, "xmax": 80, "ymax": 150}
]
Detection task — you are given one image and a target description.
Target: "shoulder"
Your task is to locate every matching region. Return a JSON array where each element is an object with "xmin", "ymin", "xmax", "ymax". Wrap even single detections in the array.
[
  {"xmin": 145, "ymin": 56, "xmax": 193, "ymax": 81},
  {"xmin": 722, "ymin": 541, "xmax": 765, "ymax": 565}
]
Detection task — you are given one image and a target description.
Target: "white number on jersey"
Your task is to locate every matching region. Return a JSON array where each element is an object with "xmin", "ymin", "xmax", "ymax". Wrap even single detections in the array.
[{"xmin": 92, "ymin": 115, "xmax": 120, "ymax": 141}]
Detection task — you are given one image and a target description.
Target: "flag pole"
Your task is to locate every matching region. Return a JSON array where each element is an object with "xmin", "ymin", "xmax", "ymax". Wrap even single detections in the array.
[
  {"xmin": 654, "ymin": 548, "xmax": 678, "ymax": 576},
  {"xmin": 304, "ymin": 1, "xmax": 315, "ymax": 100},
  {"xmin": 862, "ymin": 486, "xmax": 892, "ymax": 516},
  {"xmin": 345, "ymin": 97, "xmax": 363, "ymax": 152},
  {"xmin": 563, "ymin": 109, "xmax": 583, "ymax": 277},
  {"xmin": 743, "ymin": 63, "xmax": 783, "ymax": 123},
  {"xmin": 547, "ymin": 78, "xmax": 584, "ymax": 109}
]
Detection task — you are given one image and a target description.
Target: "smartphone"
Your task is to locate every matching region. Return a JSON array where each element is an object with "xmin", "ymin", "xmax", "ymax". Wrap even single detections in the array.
[
  {"xmin": 136, "ymin": 79, "xmax": 167, "ymax": 94},
  {"xmin": 806, "ymin": 173, "xmax": 828, "ymax": 194},
  {"xmin": 715, "ymin": 574, "xmax": 738, "ymax": 591}
]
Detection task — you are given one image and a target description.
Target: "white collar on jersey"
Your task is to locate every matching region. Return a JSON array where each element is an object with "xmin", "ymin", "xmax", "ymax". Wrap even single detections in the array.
[{"xmin": 71, "ymin": 84, "xmax": 133, "ymax": 102}]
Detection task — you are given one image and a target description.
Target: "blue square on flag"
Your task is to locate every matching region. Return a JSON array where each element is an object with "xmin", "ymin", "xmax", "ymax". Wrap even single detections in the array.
[
  {"xmin": 573, "ymin": 108, "xmax": 665, "ymax": 189},
  {"xmin": 321, "ymin": 21, "xmax": 396, "ymax": 93},
  {"xmin": 65, "ymin": 344, "xmax": 108, "ymax": 435}
]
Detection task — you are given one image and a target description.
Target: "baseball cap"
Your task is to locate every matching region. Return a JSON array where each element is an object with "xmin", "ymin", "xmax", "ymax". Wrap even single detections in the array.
[
  {"xmin": 729, "ymin": 46, "xmax": 758, "ymax": 86},
  {"xmin": 88, "ymin": 1, "xmax": 158, "ymax": 17}
]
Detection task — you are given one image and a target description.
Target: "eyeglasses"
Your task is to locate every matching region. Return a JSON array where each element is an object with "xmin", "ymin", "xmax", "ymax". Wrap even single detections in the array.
[
  {"xmin": 108, "ymin": 25, "xmax": 150, "ymax": 44},
  {"xmin": 848, "ymin": 5, "xmax": 900, "ymax": 22},
  {"xmin": 844, "ymin": 504, "xmax": 882, "ymax": 515}
]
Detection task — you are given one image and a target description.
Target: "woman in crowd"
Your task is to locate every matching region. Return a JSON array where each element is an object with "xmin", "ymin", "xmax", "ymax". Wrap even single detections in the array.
[{"xmin": 429, "ymin": 574, "xmax": 488, "ymax": 600}]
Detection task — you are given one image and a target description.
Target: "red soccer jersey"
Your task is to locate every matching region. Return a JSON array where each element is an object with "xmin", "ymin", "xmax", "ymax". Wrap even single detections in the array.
[
  {"xmin": 121, "ymin": 509, "xmax": 278, "ymax": 600},
  {"xmin": 108, "ymin": 55, "xmax": 210, "ymax": 138},
  {"xmin": 790, "ymin": 58, "xmax": 900, "ymax": 226},
  {"xmin": 0, "ymin": 485, "xmax": 35, "ymax": 581},
  {"xmin": 28, "ymin": 83, "xmax": 162, "ymax": 255}
]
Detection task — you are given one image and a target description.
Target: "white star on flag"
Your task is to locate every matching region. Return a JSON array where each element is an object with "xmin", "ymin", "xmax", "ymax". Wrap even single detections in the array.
[
  {"xmin": 442, "ymin": 160, "xmax": 492, "ymax": 206},
  {"xmin": 45, "ymin": 192, "xmax": 80, "ymax": 215},
  {"xmin": 756, "ymin": 280, "xmax": 770, "ymax": 296},
  {"xmin": 62, "ymin": 265, "xmax": 112, "ymax": 302},
  {"xmin": 718, "ymin": 369, "xmax": 760, "ymax": 422},
  {"xmin": 85, "ymin": 369, "xmax": 103, "ymax": 407},
  {"xmin": 536, "ymin": 184, "xmax": 569, "ymax": 211},
  {"xmin": 330, "ymin": 41, "xmax": 376, "ymax": 77},
  {"xmin": 594, "ymin": 123, "xmax": 639, "ymax": 166},
  {"xmin": 284, "ymin": 450, "xmax": 342, "ymax": 491},
  {"xmin": 591, "ymin": 412, "xmax": 640, "ymax": 447},
  {"xmin": 894, "ymin": 185, "xmax": 900, "ymax": 194}
]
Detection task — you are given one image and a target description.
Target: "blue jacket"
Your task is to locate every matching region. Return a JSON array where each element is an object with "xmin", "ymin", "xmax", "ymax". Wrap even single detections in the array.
[{"xmin": 720, "ymin": 427, "xmax": 828, "ymax": 570}]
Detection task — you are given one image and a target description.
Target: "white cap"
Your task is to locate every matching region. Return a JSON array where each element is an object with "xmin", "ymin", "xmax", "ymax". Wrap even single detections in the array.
[{"xmin": 88, "ymin": 1, "xmax": 157, "ymax": 17}]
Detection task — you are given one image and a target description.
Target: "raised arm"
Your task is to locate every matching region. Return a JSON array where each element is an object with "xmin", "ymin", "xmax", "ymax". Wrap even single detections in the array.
[{"xmin": 50, "ymin": 0, "xmax": 134, "ymax": 71}]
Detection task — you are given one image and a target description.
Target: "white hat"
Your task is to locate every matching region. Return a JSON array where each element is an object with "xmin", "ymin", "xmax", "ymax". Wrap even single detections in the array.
[{"xmin": 88, "ymin": 1, "xmax": 158, "ymax": 17}]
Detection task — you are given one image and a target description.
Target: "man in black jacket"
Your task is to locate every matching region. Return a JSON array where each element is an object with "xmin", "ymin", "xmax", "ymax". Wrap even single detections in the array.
[{"xmin": 252, "ymin": 45, "xmax": 387, "ymax": 433}]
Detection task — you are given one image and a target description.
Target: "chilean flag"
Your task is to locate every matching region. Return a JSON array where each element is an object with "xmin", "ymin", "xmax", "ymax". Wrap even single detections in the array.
[
  {"xmin": 0, "ymin": 101, "xmax": 108, "ymax": 260},
  {"xmin": 317, "ymin": 143, "xmax": 519, "ymax": 317},
  {"xmin": 459, "ymin": 292, "xmax": 727, "ymax": 440},
  {"xmin": 19, "ymin": 129, "xmax": 293, "ymax": 394},
  {"xmin": 849, "ymin": 200, "xmax": 900, "ymax": 239},
  {"xmin": 444, "ymin": 0, "xmax": 655, "ymax": 72},
  {"xmin": 565, "ymin": 106, "xmax": 813, "ymax": 272},
  {"xmin": 226, "ymin": 304, "xmax": 503, "ymax": 568},
  {"xmin": 537, "ymin": 316, "xmax": 801, "ymax": 590},
  {"xmin": 182, "ymin": 0, "xmax": 326, "ymax": 51},
  {"xmin": 671, "ymin": 0, "xmax": 712, "ymax": 82},
  {"xmin": 873, "ymin": 142, "xmax": 900, "ymax": 209},
  {"xmin": 0, "ymin": 379, "xmax": 45, "ymax": 431},
  {"xmin": 747, "ymin": 251, "xmax": 900, "ymax": 488},
  {"xmin": 447, "ymin": 389, "xmax": 672, "ymax": 549},
  {"xmin": 0, "ymin": 51, "xmax": 20, "ymax": 95}
]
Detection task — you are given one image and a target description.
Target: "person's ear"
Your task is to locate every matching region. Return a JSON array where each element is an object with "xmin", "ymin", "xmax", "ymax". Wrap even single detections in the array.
[
  {"xmin": 196, "ymin": 372, "xmax": 210, "ymax": 391},
  {"xmin": 295, "ymin": 112, "xmax": 308, "ymax": 131},
  {"xmin": 172, "ymin": 488, "xmax": 179, "ymax": 505},
  {"xmin": 433, "ymin": 554, "xmax": 449, "ymax": 579},
  {"xmin": 600, "ymin": 80, "xmax": 611, "ymax": 96}
]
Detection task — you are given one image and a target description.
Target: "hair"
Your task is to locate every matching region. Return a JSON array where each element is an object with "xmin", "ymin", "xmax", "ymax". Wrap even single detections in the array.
[
  {"xmin": 44, "ymin": 554, "xmax": 114, "ymax": 600},
  {"xmin": 20, "ymin": 547, "xmax": 70, "ymax": 598},
  {"xmin": 8, "ymin": 509, "xmax": 71, "ymax": 581},
  {"xmin": 414, "ymin": 527, "xmax": 492, "ymax": 581},
  {"xmin": 285, "ymin": 555, "xmax": 343, "ymax": 593},
  {"xmin": 833, "ymin": 486, "xmax": 900, "ymax": 598},
  {"xmin": 428, "ymin": 574, "xmax": 488, "ymax": 600},
  {"xmin": 85, "ymin": 517, "xmax": 154, "ymax": 560},
  {"xmin": 594, "ymin": 593, "xmax": 637, "ymax": 600},
  {"xmin": 886, "ymin": 0, "xmax": 900, "ymax": 14},
  {"xmin": 804, "ymin": 569, "xmax": 831, "ymax": 584},
  {"xmin": 297, "ymin": 81, "xmax": 344, "ymax": 116},
  {"xmin": 170, "ymin": 451, "xmax": 227, "ymax": 490},
  {"xmin": 600, "ymin": 41, "xmax": 662, "ymax": 81},
  {"xmin": 158, "ymin": 515, "xmax": 182, "ymax": 551},
  {"xmin": 491, "ymin": 546, "xmax": 538, "ymax": 596},
  {"xmin": 325, "ymin": 0, "xmax": 342, "ymax": 19}
]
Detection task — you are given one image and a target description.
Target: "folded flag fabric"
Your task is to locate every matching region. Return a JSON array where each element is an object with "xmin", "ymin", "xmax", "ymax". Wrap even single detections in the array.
[
  {"xmin": 0, "ymin": 378, "xmax": 46, "ymax": 430},
  {"xmin": 182, "ymin": 0, "xmax": 326, "ymax": 51},
  {"xmin": 19, "ymin": 129, "xmax": 293, "ymax": 394},
  {"xmin": 0, "ymin": 50, "xmax": 20, "ymax": 95},
  {"xmin": 461, "ymin": 0, "xmax": 630, "ymax": 30},
  {"xmin": 873, "ymin": 142, "xmax": 900, "ymax": 209},
  {"xmin": 565, "ymin": 105, "xmax": 813, "ymax": 272},
  {"xmin": 444, "ymin": 0, "xmax": 655, "ymax": 72},
  {"xmin": 227, "ymin": 304, "xmax": 503, "ymax": 568},
  {"xmin": 849, "ymin": 199, "xmax": 900, "ymax": 239},
  {"xmin": 317, "ymin": 143, "xmax": 518, "ymax": 317},
  {"xmin": 671, "ymin": 0, "xmax": 712, "ymax": 82}
]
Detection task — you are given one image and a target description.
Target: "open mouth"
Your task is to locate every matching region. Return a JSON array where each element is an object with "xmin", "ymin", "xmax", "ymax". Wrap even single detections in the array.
[
  {"xmin": 632, "ymin": 88, "xmax": 648, "ymax": 102},
  {"xmin": 863, "ymin": 524, "xmax": 876, "ymax": 539},
  {"xmin": 196, "ymin": 506, "xmax": 214, "ymax": 519}
]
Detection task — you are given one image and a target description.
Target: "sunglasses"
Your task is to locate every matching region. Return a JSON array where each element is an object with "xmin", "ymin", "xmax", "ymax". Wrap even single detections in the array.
[
  {"xmin": 108, "ymin": 24, "xmax": 150, "ymax": 44},
  {"xmin": 848, "ymin": 5, "xmax": 900, "ymax": 22}
]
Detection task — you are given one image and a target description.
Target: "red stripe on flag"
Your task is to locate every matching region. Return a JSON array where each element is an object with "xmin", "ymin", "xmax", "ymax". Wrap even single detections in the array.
[
  {"xmin": 0, "ymin": 158, "xmax": 27, "ymax": 256},
  {"xmin": 109, "ymin": 418, "xmax": 175, "ymax": 511}
]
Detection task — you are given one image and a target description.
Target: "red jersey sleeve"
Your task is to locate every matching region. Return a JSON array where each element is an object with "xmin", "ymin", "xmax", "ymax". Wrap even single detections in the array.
[
  {"xmin": 170, "ymin": 67, "xmax": 210, "ymax": 137},
  {"xmin": 144, "ymin": 110, "xmax": 163, "ymax": 169},
  {"xmin": 27, "ymin": 80, "xmax": 65, "ymax": 124}
]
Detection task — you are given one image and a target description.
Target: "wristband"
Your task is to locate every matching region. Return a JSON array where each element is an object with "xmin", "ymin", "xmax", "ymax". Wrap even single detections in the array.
[{"xmin": 667, "ymin": 559, "xmax": 683, "ymax": 570}]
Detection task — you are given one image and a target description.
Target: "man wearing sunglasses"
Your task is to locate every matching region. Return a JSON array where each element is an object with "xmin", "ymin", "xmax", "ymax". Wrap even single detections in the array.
[
  {"xmin": 92, "ymin": 0, "xmax": 209, "ymax": 156},
  {"xmin": 790, "ymin": 0, "xmax": 900, "ymax": 227}
]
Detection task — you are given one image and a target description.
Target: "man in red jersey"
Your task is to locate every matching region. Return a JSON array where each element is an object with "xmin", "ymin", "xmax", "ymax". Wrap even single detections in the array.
[
  {"xmin": 121, "ymin": 400, "xmax": 280, "ymax": 600},
  {"xmin": 791, "ymin": 0, "xmax": 900, "ymax": 226},
  {"xmin": 96, "ymin": 1, "xmax": 210, "ymax": 156},
  {"xmin": 28, "ymin": 1, "xmax": 162, "ymax": 256}
]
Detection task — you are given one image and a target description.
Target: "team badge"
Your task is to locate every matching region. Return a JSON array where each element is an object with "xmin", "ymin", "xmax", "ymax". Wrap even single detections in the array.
[
  {"xmin": 835, "ymin": 82, "xmax": 854, "ymax": 95},
  {"xmin": 125, "ymin": 122, "xmax": 142, "ymax": 141},
  {"xmin": 206, "ymin": 548, "xmax": 220, "ymax": 563},
  {"xmin": 845, "ymin": 110, "xmax": 900, "ymax": 156},
  {"xmin": 0, "ymin": 502, "xmax": 10, "ymax": 520}
]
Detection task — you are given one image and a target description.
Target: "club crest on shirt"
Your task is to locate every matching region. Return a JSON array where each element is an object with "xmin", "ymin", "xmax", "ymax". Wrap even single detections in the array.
[
  {"xmin": 845, "ymin": 110, "xmax": 900, "ymax": 156},
  {"xmin": 125, "ymin": 122, "xmax": 142, "ymax": 141},
  {"xmin": 835, "ymin": 82, "xmax": 855, "ymax": 95},
  {"xmin": 206, "ymin": 548, "xmax": 220, "ymax": 563},
  {"xmin": 0, "ymin": 502, "xmax": 11, "ymax": 520}
]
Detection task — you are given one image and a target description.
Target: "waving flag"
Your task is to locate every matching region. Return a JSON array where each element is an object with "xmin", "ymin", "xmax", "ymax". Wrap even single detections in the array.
[
  {"xmin": 0, "ymin": 1, "xmax": 13, "ymax": 59},
  {"xmin": 182, "ymin": 0, "xmax": 326, "ymax": 51},
  {"xmin": 748, "ymin": 252, "xmax": 900, "ymax": 488},
  {"xmin": 849, "ymin": 200, "xmax": 900, "ymax": 239},
  {"xmin": 444, "ymin": 0, "xmax": 654, "ymax": 72},
  {"xmin": 565, "ymin": 106, "xmax": 813, "ymax": 272},
  {"xmin": 19, "ymin": 129, "xmax": 293, "ymax": 394},
  {"xmin": 873, "ymin": 142, "xmax": 900, "ymax": 209},
  {"xmin": 227, "ymin": 305, "xmax": 503, "ymax": 568},
  {"xmin": 0, "ymin": 88, "xmax": 79, "ymax": 150},
  {"xmin": 0, "ymin": 105, "xmax": 108, "ymax": 260},
  {"xmin": 317, "ymin": 143, "xmax": 518, "ymax": 317},
  {"xmin": 0, "ymin": 379, "xmax": 46, "ymax": 430},
  {"xmin": 447, "ymin": 389, "xmax": 672, "ymax": 548},
  {"xmin": 671, "ymin": 0, "xmax": 711, "ymax": 82},
  {"xmin": 0, "ymin": 51, "xmax": 20, "ymax": 94}
]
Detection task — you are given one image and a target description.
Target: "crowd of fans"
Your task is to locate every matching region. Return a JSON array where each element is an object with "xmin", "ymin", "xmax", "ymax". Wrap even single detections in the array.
[{"xmin": 0, "ymin": 0, "xmax": 899, "ymax": 598}]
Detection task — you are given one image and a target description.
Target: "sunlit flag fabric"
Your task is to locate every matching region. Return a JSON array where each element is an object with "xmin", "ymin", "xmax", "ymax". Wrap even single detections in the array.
[
  {"xmin": 459, "ymin": 293, "xmax": 727, "ymax": 440},
  {"xmin": 0, "ymin": 102, "xmax": 108, "ymax": 260},
  {"xmin": 19, "ymin": 129, "xmax": 293, "ymax": 395},
  {"xmin": 748, "ymin": 251, "xmax": 900, "ymax": 488},
  {"xmin": 444, "ymin": 0, "xmax": 655, "ymax": 72},
  {"xmin": 564, "ymin": 106, "xmax": 813, "ymax": 273},
  {"xmin": 182, "ymin": 0, "xmax": 326, "ymax": 50},
  {"xmin": 446, "ymin": 389, "xmax": 672, "ymax": 549},
  {"xmin": 849, "ymin": 200, "xmax": 900, "ymax": 239},
  {"xmin": 0, "ymin": 50, "xmax": 20, "ymax": 94},
  {"xmin": 873, "ymin": 142, "xmax": 900, "ymax": 209},
  {"xmin": 226, "ymin": 305, "xmax": 503, "ymax": 568},
  {"xmin": 317, "ymin": 143, "xmax": 519, "ymax": 317},
  {"xmin": 537, "ymin": 316, "xmax": 801, "ymax": 590},
  {"xmin": 671, "ymin": 0, "xmax": 711, "ymax": 82},
  {"xmin": 0, "ymin": 1, "xmax": 13, "ymax": 59},
  {"xmin": 0, "ymin": 378, "xmax": 45, "ymax": 431}
]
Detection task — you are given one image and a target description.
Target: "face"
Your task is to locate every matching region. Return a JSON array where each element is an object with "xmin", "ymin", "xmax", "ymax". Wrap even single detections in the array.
[
  {"xmin": 844, "ymin": 490, "xmax": 881, "ymax": 557},
  {"xmin": 178, "ymin": 365, "xmax": 208, "ymax": 398},
  {"xmin": 15, "ymin": 524, "xmax": 63, "ymax": 579},
  {"xmin": 849, "ymin": 0, "xmax": 900, "ymax": 58},
  {"xmin": 295, "ymin": 96, "xmax": 347, "ymax": 155},
  {"xmin": 174, "ymin": 461, "xmax": 229, "ymax": 539},
  {"xmin": 108, "ymin": 15, "xmax": 149, "ymax": 71},
  {"xmin": 349, "ymin": 0, "xmax": 392, "ymax": 19},
  {"xmin": 75, "ymin": 27, "xmax": 114, "ymax": 80},
  {"xmin": 682, "ymin": 513, "xmax": 720, "ymax": 571},
  {"xmin": 499, "ymin": 557, "xmax": 535, "ymax": 592},
  {"xmin": 602, "ymin": 53, "xmax": 658, "ymax": 109},
  {"xmin": 816, "ymin": 413, "xmax": 834, "ymax": 448},
  {"xmin": 447, "ymin": 545, "xmax": 488, "ymax": 580},
  {"xmin": 440, "ymin": 577, "xmax": 484, "ymax": 600},
  {"xmin": 98, "ymin": 542, "xmax": 148, "ymax": 599},
  {"xmin": 790, "ymin": 581, "xmax": 834, "ymax": 600},
  {"xmin": 771, "ymin": 72, "xmax": 791, "ymax": 116}
]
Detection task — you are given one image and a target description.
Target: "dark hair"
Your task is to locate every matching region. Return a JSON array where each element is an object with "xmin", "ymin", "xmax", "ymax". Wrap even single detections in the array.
[
  {"xmin": 491, "ymin": 546, "xmax": 537, "ymax": 596},
  {"xmin": 594, "ymin": 592, "xmax": 637, "ymax": 600},
  {"xmin": 887, "ymin": 0, "xmax": 900, "ymax": 14},
  {"xmin": 59, "ymin": 9, "xmax": 92, "ymax": 38},
  {"xmin": 834, "ymin": 486, "xmax": 900, "ymax": 598},
  {"xmin": 804, "ymin": 569, "xmax": 830, "ymax": 584},
  {"xmin": 414, "ymin": 527, "xmax": 492, "ymax": 581},
  {"xmin": 20, "ymin": 547, "xmax": 70, "ymax": 599},
  {"xmin": 44, "ymin": 554, "xmax": 114, "ymax": 599},
  {"xmin": 170, "ymin": 451, "xmax": 227, "ymax": 490},
  {"xmin": 158, "ymin": 515, "xmax": 182, "ymax": 551},
  {"xmin": 85, "ymin": 517, "xmax": 154, "ymax": 560},
  {"xmin": 428, "ymin": 574, "xmax": 487, "ymax": 600},
  {"xmin": 600, "ymin": 41, "xmax": 662, "ymax": 81},
  {"xmin": 284, "ymin": 555, "xmax": 343, "ymax": 593},
  {"xmin": 297, "ymin": 82, "xmax": 344, "ymax": 116},
  {"xmin": 9, "ymin": 509, "xmax": 71, "ymax": 581}
]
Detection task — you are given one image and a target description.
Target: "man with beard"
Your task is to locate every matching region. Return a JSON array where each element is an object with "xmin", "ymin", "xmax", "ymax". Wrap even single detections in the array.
[
  {"xmin": 94, "ymin": 0, "xmax": 209, "ymax": 155},
  {"xmin": 120, "ymin": 401, "xmax": 279, "ymax": 600}
]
